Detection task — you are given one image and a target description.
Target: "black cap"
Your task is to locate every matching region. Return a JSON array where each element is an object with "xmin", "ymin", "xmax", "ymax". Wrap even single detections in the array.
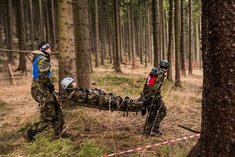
[{"xmin": 38, "ymin": 41, "xmax": 50, "ymax": 51}]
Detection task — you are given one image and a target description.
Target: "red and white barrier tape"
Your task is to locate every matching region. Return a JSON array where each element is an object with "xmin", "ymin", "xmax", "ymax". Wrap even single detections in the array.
[{"xmin": 103, "ymin": 134, "xmax": 200, "ymax": 157}]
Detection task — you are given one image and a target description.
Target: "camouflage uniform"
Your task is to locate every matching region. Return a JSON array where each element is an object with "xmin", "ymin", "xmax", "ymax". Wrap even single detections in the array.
[
  {"xmin": 142, "ymin": 68, "xmax": 167, "ymax": 135},
  {"xmin": 26, "ymin": 50, "xmax": 64, "ymax": 138},
  {"xmin": 65, "ymin": 88, "xmax": 144, "ymax": 112}
]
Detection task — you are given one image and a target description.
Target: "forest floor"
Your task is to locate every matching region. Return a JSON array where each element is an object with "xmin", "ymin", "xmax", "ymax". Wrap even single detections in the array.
[{"xmin": 0, "ymin": 59, "xmax": 202, "ymax": 157}]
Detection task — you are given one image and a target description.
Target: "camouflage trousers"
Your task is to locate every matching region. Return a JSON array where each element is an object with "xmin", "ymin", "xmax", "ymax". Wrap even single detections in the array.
[
  {"xmin": 143, "ymin": 98, "xmax": 167, "ymax": 134},
  {"xmin": 27, "ymin": 101, "xmax": 64, "ymax": 137}
]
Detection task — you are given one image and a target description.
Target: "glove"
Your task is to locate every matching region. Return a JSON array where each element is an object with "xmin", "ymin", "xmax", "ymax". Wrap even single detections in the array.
[
  {"xmin": 48, "ymin": 84, "xmax": 55, "ymax": 92},
  {"xmin": 141, "ymin": 107, "xmax": 147, "ymax": 116}
]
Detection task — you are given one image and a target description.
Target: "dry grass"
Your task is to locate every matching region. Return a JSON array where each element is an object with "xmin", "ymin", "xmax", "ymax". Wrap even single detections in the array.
[{"xmin": 0, "ymin": 60, "xmax": 202, "ymax": 157}]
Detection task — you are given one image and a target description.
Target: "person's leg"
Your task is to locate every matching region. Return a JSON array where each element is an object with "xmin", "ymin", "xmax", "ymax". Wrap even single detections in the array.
[
  {"xmin": 143, "ymin": 106, "xmax": 157, "ymax": 135},
  {"xmin": 23, "ymin": 102, "xmax": 56, "ymax": 142},
  {"xmin": 153, "ymin": 100, "xmax": 167, "ymax": 130},
  {"xmin": 150, "ymin": 99, "xmax": 167, "ymax": 135},
  {"xmin": 52, "ymin": 101, "xmax": 65, "ymax": 136}
]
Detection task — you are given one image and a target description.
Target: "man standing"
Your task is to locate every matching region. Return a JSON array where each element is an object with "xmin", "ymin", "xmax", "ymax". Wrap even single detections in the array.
[{"xmin": 22, "ymin": 42, "xmax": 64, "ymax": 142}]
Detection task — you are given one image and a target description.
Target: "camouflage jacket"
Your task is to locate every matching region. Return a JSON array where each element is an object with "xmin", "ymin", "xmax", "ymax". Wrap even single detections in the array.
[
  {"xmin": 31, "ymin": 50, "xmax": 55, "ymax": 103},
  {"xmin": 143, "ymin": 68, "xmax": 166, "ymax": 98},
  {"xmin": 65, "ymin": 88, "xmax": 144, "ymax": 112}
]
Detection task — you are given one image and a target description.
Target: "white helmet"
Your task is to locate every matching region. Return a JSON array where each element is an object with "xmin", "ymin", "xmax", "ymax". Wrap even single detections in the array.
[{"xmin": 61, "ymin": 77, "xmax": 74, "ymax": 90}]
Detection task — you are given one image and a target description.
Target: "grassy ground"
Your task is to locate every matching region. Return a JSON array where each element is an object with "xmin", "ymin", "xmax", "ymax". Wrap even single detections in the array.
[{"xmin": 0, "ymin": 60, "xmax": 202, "ymax": 157}]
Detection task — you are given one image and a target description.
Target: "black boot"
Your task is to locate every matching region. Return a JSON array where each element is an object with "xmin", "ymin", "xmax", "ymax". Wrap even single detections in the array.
[
  {"xmin": 22, "ymin": 130, "xmax": 35, "ymax": 142},
  {"xmin": 150, "ymin": 128, "xmax": 163, "ymax": 136}
]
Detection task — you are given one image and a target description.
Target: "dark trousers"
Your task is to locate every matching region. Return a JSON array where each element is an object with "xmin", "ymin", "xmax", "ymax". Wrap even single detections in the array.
[
  {"xmin": 27, "ymin": 101, "xmax": 64, "ymax": 137},
  {"xmin": 143, "ymin": 98, "xmax": 167, "ymax": 134}
]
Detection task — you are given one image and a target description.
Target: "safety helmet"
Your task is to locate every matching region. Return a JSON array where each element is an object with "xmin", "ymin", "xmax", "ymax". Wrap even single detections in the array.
[
  {"xmin": 159, "ymin": 60, "xmax": 169, "ymax": 70},
  {"xmin": 38, "ymin": 41, "xmax": 50, "ymax": 52},
  {"xmin": 150, "ymin": 67, "xmax": 158, "ymax": 77},
  {"xmin": 61, "ymin": 77, "xmax": 74, "ymax": 90}
]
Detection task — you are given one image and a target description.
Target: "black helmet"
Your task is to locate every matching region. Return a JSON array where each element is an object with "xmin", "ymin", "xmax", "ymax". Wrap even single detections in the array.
[
  {"xmin": 150, "ymin": 67, "xmax": 158, "ymax": 77},
  {"xmin": 38, "ymin": 41, "xmax": 50, "ymax": 51},
  {"xmin": 159, "ymin": 60, "xmax": 169, "ymax": 70}
]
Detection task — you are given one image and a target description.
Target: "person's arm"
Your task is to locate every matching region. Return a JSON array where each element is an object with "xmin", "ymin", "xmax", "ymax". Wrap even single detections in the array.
[
  {"xmin": 37, "ymin": 57, "xmax": 54, "ymax": 87},
  {"xmin": 152, "ymin": 73, "xmax": 165, "ymax": 96}
]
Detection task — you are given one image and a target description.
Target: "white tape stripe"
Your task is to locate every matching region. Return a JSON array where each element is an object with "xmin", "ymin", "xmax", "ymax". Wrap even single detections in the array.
[
  {"xmin": 136, "ymin": 147, "xmax": 142, "ymax": 151},
  {"xmin": 103, "ymin": 134, "xmax": 200, "ymax": 157}
]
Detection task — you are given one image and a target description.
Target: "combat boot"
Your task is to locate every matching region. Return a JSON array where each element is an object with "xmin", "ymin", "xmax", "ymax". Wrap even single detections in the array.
[
  {"xmin": 150, "ymin": 128, "xmax": 163, "ymax": 136},
  {"xmin": 22, "ymin": 130, "xmax": 35, "ymax": 142}
]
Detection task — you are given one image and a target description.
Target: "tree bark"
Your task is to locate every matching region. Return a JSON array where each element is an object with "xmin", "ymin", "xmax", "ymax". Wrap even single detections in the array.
[
  {"xmin": 94, "ymin": 0, "xmax": 100, "ymax": 67},
  {"xmin": 74, "ymin": 0, "xmax": 91, "ymax": 88},
  {"xmin": 51, "ymin": 0, "xmax": 57, "ymax": 50},
  {"xmin": 130, "ymin": 0, "xmax": 135, "ymax": 69},
  {"xmin": 152, "ymin": 0, "xmax": 160, "ymax": 66},
  {"xmin": 180, "ymin": 0, "xmax": 186, "ymax": 76},
  {"xmin": 29, "ymin": 0, "xmax": 35, "ymax": 50},
  {"xmin": 58, "ymin": 0, "xmax": 77, "ymax": 92},
  {"xmin": 114, "ymin": 0, "xmax": 121, "ymax": 72},
  {"xmin": 188, "ymin": 0, "xmax": 193, "ymax": 75},
  {"xmin": 144, "ymin": 1, "xmax": 150, "ymax": 67},
  {"xmin": 7, "ymin": 0, "xmax": 14, "ymax": 64},
  {"xmin": 167, "ymin": 0, "xmax": 173, "ymax": 81},
  {"xmin": 38, "ymin": 0, "xmax": 43, "ymax": 41},
  {"xmin": 188, "ymin": 1, "xmax": 235, "ymax": 156},
  {"xmin": 174, "ymin": 0, "xmax": 181, "ymax": 87},
  {"xmin": 16, "ymin": 0, "xmax": 27, "ymax": 74}
]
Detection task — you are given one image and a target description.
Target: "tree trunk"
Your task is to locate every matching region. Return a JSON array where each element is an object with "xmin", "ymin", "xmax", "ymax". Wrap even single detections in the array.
[
  {"xmin": 44, "ymin": 0, "xmax": 51, "ymax": 43},
  {"xmin": 74, "ymin": 0, "xmax": 91, "ymax": 88},
  {"xmin": 94, "ymin": 0, "xmax": 100, "ymax": 67},
  {"xmin": 16, "ymin": 0, "xmax": 27, "ymax": 74},
  {"xmin": 180, "ymin": 0, "xmax": 186, "ymax": 76},
  {"xmin": 7, "ymin": 0, "xmax": 14, "ymax": 64},
  {"xmin": 174, "ymin": 0, "xmax": 181, "ymax": 87},
  {"xmin": 29, "ymin": 0, "xmax": 35, "ymax": 50},
  {"xmin": 127, "ymin": 5, "xmax": 131, "ymax": 62},
  {"xmin": 38, "ymin": 0, "xmax": 43, "ymax": 41},
  {"xmin": 199, "ymin": 14, "xmax": 202, "ymax": 69},
  {"xmin": 161, "ymin": 0, "xmax": 166, "ymax": 59},
  {"xmin": 108, "ymin": 16, "xmax": 113, "ymax": 64},
  {"xmin": 160, "ymin": 0, "xmax": 164, "ymax": 59},
  {"xmin": 188, "ymin": 0, "xmax": 193, "ymax": 75},
  {"xmin": 88, "ymin": 0, "xmax": 93, "ymax": 73},
  {"xmin": 195, "ymin": 20, "xmax": 200, "ymax": 67},
  {"xmin": 100, "ymin": 10, "xmax": 105, "ymax": 65},
  {"xmin": 114, "ymin": 0, "xmax": 121, "ymax": 72},
  {"xmin": 188, "ymin": 1, "xmax": 235, "ymax": 156},
  {"xmin": 144, "ymin": 1, "xmax": 150, "ymax": 67},
  {"xmin": 152, "ymin": 0, "xmax": 160, "ymax": 66},
  {"xmin": 51, "ymin": 0, "xmax": 57, "ymax": 50},
  {"xmin": 58, "ymin": 0, "xmax": 77, "ymax": 92},
  {"xmin": 167, "ymin": 0, "xmax": 173, "ymax": 81},
  {"xmin": 130, "ymin": 0, "xmax": 135, "ymax": 69},
  {"xmin": 164, "ymin": 10, "xmax": 168, "ymax": 59}
]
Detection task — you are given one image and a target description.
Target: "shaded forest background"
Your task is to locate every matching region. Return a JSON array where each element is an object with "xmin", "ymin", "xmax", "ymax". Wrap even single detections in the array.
[{"xmin": 0, "ymin": 0, "xmax": 202, "ymax": 88}]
